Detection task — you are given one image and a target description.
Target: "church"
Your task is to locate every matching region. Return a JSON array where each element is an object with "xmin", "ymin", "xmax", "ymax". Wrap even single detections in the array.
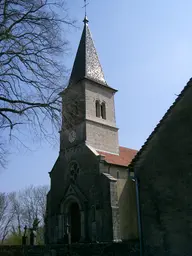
[
  {"xmin": 128, "ymin": 77, "xmax": 192, "ymax": 256},
  {"xmin": 45, "ymin": 16, "xmax": 138, "ymax": 244}
]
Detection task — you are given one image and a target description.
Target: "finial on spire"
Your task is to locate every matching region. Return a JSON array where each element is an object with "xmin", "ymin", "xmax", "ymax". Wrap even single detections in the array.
[
  {"xmin": 82, "ymin": 0, "xmax": 89, "ymax": 23},
  {"xmin": 83, "ymin": 15, "xmax": 89, "ymax": 24}
]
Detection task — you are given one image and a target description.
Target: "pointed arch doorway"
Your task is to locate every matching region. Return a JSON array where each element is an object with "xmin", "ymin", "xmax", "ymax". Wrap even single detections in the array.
[
  {"xmin": 69, "ymin": 202, "xmax": 81, "ymax": 243},
  {"xmin": 61, "ymin": 194, "xmax": 86, "ymax": 243}
]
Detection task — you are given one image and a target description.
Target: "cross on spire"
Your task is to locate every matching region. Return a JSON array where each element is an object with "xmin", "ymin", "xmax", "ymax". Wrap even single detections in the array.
[{"xmin": 82, "ymin": 0, "xmax": 89, "ymax": 22}]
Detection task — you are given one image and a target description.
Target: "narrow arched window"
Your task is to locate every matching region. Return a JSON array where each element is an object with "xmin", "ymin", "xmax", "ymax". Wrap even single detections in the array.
[
  {"xmin": 95, "ymin": 100, "xmax": 100, "ymax": 117},
  {"xmin": 101, "ymin": 102, "xmax": 106, "ymax": 119},
  {"xmin": 117, "ymin": 171, "xmax": 120, "ymax": 179}
]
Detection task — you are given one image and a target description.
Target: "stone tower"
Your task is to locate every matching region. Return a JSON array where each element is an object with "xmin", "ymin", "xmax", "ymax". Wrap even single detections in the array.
[
  {"xmin": 45, "ymin": 16, "xmax": 138, "ymax": 244},
  {"xmin": 60, "ymin": 16, "xmax": 119, "ymax": 154}
]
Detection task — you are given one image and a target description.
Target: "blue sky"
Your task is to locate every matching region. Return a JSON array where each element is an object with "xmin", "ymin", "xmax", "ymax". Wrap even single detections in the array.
[{"xmin": 1, "ymin": 0, "xmax": 192, "ymax": 192}]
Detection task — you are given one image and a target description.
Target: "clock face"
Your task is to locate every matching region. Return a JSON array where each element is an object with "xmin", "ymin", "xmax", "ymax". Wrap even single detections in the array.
[{"xmin": 68, "ymin": 130, "xmax": 76, "ymax": 143}]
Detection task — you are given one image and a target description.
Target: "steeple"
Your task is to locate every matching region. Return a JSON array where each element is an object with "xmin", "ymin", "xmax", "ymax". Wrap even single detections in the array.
[
  {"xmin": 69, "ymin": 16, "xmax": 107, "ymax": 86},
  {"xmin": 60, "ymin": 14, "xmax": 119, "ymax": 155}
]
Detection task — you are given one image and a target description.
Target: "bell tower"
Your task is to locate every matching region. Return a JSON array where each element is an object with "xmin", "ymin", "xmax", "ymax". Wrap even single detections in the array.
[{"xmin": 60, "ymin": 16, "xmax": 119, "ymax": 154}]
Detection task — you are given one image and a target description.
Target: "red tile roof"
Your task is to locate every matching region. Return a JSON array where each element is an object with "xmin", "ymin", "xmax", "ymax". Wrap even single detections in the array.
[{"xmin": 97, "ymin": 146, "xmax": 138, "ymax": 167}]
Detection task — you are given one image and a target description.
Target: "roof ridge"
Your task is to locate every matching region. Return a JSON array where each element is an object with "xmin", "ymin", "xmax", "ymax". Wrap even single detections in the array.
[
  {"xmin": 102, "ymin": 172, "xmax": 117, "ymax": 181},
  {"xmin": 129, "ymin": 78, "xmax": 192, "ymax": 170},
  {"xmin": 119, "ymin": 146, "xmax": 138, "ymax": 151},
  {"xmin": 97, "ymin": 149, "xmax": 119, "ymax": 156}
]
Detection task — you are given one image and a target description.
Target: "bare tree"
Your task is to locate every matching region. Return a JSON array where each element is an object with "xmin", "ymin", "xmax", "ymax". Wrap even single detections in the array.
[
  {"xmin": 8, "ymin": 191, "xmax": 22, "ymax": 236},
  {"xmin": 0, "ymin": 0, "xmax": 76, "ymax": 167},
  {"xmin": 10, "ymin": 185, "xmax": 49, "ymax": 230},
  {"xmin": 0, "ymin": 140, "xmax": 8, "ymax": 168},
  {"xmin": 33, "ymin": 185, "xmax": 49, "ymax": 221},
  {"xmin": 0, "ymin": 192, "xmax": 14, "ymax": 243},
  {"xmin": 1, "ymin": 185, "xmax": 49, "ymax": 244}
]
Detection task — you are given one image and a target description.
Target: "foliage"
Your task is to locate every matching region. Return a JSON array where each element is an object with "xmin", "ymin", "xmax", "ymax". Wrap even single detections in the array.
[
  {"xmin": 4, "ymin": 226, "xmax": 44, "ymax": 245},
  {"xmin": 3, "ymin": 233, "xmax": 22, "ymax": 245}
]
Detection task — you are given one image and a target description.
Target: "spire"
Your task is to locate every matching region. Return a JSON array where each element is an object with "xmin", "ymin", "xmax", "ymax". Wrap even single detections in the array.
[
  {"xmin": 68, "ymin": 17, "xmax": 107, "ymax": 86},
  {"xmin": 83, "ymin": 15, "xmax": 89, "ymax": 24}
]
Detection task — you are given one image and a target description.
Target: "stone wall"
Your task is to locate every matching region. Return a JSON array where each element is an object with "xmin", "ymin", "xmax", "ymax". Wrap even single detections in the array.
[
  {"xmin": 86, "ymin": 120, "xmax": 119, "ymax": 154},
  {"xmin": 0, "ymin": 241, "xmax": 139, "ymax": 256},
  {"xmin": 85, "ymin": 80, "xmax": 117, "ymax": 126},
  {"xmin": 117, "ymin": 179, "xmax": 138, "ymax": 240},
  {"xmin": 135, "ymin": 81, "xmax": 192, "ymax": 256},
  {"xmin": 99, "ymin": 163, "xmax": 138, "ymax": 241},
  {"xmin": 85, "ymin": 80, "xmax": 119, "ymax": 154}
]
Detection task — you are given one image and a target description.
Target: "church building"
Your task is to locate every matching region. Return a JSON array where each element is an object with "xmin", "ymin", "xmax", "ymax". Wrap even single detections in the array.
[
  {"xmin": 128, "ymin": 78, "xmax": 192, "ymax": 256},
  {"xmin": 45, "ymin": 16, "xmax": 138, "ymax": 244}
]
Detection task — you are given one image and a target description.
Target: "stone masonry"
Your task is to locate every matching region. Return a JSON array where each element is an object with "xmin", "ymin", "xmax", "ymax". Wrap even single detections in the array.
[{"xmin": 132, "ymin": 78, "xmax": 192, "ymax": 256}]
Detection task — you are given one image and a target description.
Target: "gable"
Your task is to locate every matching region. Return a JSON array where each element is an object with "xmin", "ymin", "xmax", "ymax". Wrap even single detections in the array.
[
  {"xmin": 63, "ymin": 183, "xmax": 88, "ymax": 203},
  {"xmin": 128, "ymin": 78, "xmax": 192, "ymax": 172}
]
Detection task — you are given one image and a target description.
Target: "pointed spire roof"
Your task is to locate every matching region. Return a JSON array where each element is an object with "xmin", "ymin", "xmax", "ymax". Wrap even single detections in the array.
[{"xmin": 69, "ymin": 16, "xmax": 107, "ymax": 86}]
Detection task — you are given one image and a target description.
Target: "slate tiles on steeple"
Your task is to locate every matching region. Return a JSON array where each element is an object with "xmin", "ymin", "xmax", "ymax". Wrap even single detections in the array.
[{"xmin": 69, "ymin": 16, "xmax": 107, "ymax": 86}]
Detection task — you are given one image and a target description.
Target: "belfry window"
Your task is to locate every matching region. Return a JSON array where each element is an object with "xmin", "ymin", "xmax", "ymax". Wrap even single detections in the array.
[
  {"xmin": 95, "ymin": 100, "xmax": 100, "ymax": 117},
  {"xmin": 101, "ymin": 102, "xmax": 106, "ymax": 119}
]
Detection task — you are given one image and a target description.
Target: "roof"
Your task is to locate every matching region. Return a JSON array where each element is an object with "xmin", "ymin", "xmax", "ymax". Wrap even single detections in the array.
[
  {"xmin": 69, "ymin": 17, "xmax": 107, "ymax": 86},
  {"xmin": 102, "ymin": 173, "xmax": 117, "ymax": 181},
  {"xmin": 97, "ymin": 146, "xmax": 138, "ymax": 167},
  {"xmin": 128, "ymin": 78, "xmax": 192, "ymax": 171}
]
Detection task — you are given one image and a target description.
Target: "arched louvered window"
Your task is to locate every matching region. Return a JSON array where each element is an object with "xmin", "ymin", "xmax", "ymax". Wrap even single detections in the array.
[
  {"xmin": 101, "ymin": 102, "xmax": 106, "ymax": 119},
  {"xmin": 95, "ymin": 100, "xmax": 100, "ymax": 117}
]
